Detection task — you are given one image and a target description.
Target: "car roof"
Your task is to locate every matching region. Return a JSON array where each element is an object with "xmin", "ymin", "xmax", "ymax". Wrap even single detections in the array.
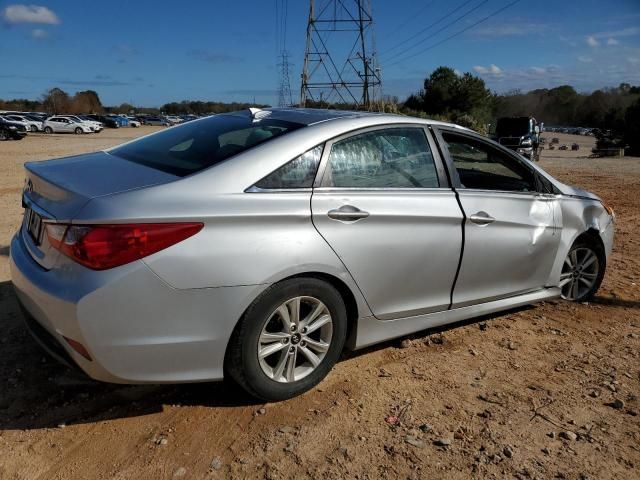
[{"xmin": 243, "ymin": 107, "xmax": 467, "ymax": 131}]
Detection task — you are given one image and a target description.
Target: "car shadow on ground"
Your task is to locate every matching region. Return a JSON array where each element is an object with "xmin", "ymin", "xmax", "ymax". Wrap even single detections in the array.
[
  {"xmin": 2, "ymin": 278, "xmax": 616, "ymax": 431},
  {"xmin": 0, "ymin": 245, "xmax": 9, "ymax": 257}
]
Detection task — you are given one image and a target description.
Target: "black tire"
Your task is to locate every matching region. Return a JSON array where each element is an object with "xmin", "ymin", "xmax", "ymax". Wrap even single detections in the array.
[
  {"xmin": 561, "ymin": 237, "xmax": 605, "ymax": 302},
  {"xmin": 225, "ymin": 277, "xmax": 347, "ymax": 401},
  {"xmin": 75, "ymin": 127, "xmax": 83, "ymax": 134},
  {"xmin": 44, "ymin": 127, "xmax": 53, "ymax": 134}
]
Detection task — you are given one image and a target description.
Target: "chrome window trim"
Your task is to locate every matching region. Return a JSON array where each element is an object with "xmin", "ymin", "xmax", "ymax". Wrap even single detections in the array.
[{"xmin": 245, "ymin": 185, "xmax": 313, "ymax": 193}]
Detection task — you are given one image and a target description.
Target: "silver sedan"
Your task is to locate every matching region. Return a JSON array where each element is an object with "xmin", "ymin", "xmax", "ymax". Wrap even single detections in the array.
[{"xmin": 10, "ymin": 109, "xmax": 615, "ymax": 400}]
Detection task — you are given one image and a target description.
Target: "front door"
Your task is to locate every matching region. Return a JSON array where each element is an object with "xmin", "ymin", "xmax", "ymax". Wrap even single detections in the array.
[
  {"xmin": 435, "ymin": 128, "xmax": 561, "ymax": 307},
  {"xmin": 311, "ymin": 125, "xmax": 463, "ymax": 320}
]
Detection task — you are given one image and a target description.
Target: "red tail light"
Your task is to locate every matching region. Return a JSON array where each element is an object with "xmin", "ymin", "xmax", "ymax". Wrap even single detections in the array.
[{"xmin": 46, "ymin": 222, "xmax": 203, "ymax": 270}]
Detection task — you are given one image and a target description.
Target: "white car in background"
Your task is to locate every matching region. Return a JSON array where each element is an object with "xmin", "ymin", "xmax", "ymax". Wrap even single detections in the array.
[
  {"xmin": 127, "ymin": 117, "xmax": 141, "ymax": 127},
  {"xmin": 61, "ymin": 115, "xmax": 103, "ymax": 133},
  {"xmin": 43, "ymin": 116, "xmax": 93, "ymax": 134},
  {"xmin": 165, "ymin": 115, "xmax": 183, "ymax": 125},
  {"xmin": 1, "ymin": 114, "xmax": 42, "ymax": 132}
]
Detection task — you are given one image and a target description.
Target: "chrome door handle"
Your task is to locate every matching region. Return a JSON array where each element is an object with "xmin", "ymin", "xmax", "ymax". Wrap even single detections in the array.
[
  {"xmin": 327, "ymin": 205, "xmax": 370, "ymax": 222},
  {"xmin": 469, "ymin": 211, "xmax": 495, "ymax": 225}
]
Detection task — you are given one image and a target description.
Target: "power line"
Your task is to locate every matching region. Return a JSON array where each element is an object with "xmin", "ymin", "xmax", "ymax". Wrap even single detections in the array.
[
  {"xmin": 387, "ymin": 0, "xmax": 523, "ymax": 67},
  {"xmin": 385, "ymin": 0, "xmax": 437, "ymax": 38},
  {"xmin": 382, "ymin": 0, "xmax": 488, "ymax": 61},
  {"xmin": 380, "ymin": 0, "xmax": 476, "ymax": 56}
]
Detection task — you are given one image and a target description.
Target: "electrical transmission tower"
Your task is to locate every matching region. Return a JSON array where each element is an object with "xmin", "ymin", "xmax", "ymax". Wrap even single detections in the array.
[
  {"xmin": 277, "ymin": 51, "xmax": 294, "ymax": 107},
  {"xmin": 276, "ymin": 0, "xmax": 294, "ymax": 107},
  {"xmin": 300, "ymin": 0, "xmax": 382, "ymax": 109}
]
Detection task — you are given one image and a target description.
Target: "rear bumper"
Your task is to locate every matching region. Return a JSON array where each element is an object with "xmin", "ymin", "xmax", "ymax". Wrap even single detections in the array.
[{"xmin": 10, "ymin": 232, "xmax": 267, "ymax": 384}]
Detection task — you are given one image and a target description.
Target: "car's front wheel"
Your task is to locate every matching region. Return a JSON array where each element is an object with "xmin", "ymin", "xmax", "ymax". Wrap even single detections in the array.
[
  {"xmin": 560, "ymin": 238, "xmax": 605, "ymax": 301},
  {"xmin": 44, "ymin": 127, "xmax": 53, "ymax": 134},
  {"xmin": 74, "ymin": 127, "xmax": 83, "ymax": 134},
  {"xmin": 226, "ymin": 277, "xmax": 347, "ymax": 401},
  {"xmin": 30, "ymin": 125, "xmax": 38, "ymax": 132}
]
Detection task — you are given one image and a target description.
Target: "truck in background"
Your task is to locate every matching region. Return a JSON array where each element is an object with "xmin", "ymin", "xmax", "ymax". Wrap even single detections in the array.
[{"xmin": 492, "ymin": 116, "xmax": 542, "ymax": 162}]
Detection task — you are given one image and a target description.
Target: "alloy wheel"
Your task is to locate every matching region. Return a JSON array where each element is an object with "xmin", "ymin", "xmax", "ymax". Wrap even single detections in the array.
[
  {"xmin": 560, "ymin": 246, "xmax": 599, "ymax": 300},
  {"xmin": 257, "ymin": 296, "xmax": 333, "ymax": 383}
]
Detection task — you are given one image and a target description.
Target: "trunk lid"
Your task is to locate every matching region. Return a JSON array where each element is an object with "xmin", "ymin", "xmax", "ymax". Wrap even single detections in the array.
[{"xmin": 21, "ymin": 151, "xmax": 178, "ymax": 269}]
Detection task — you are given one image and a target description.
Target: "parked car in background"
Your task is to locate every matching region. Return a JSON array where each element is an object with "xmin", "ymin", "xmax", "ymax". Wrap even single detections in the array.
[
  {"xmin": 61, "ymin": 115, "xmax": 103, "ymax": 133},
  {"xmin": 85, "ymin": 115, "xmax": 119, "ymax": 128},
  {"xmin": 0, "ymin": 117, "xmax": 27, "ymax": 140},
  {"xmin": 126, "ymin": 117, "xmax": 141, "ymax": 127},
  {"xmin": 10, "ymin": 109, "xmax": 615, "ymax": 401},
  {"xmin": 165, "ymin": 115, "xmax": 183, "ymax": 125},
  {"xmin": 43, "ymin": 116, "xmax": 93, "ymax": 134},
  {"xmin": 109, "ymin": 115, "xmax": 129, "ymax": 127},
  {"xmin": 1, "ymin": 114, "xmax": 43, "ymax": 132},
  {"xmin": 143, "ymin": 116, "xmax": 169, "ymax": 126}
]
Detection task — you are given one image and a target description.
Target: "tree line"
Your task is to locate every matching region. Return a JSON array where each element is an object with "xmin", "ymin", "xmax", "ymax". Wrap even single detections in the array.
[
  {"xmin": 402, "ymin": 66, "xmax": 639, "ymax": 153},
  {"xmin": 2, "ymin": 74, "xmax": 638, "ymax": 153},
  {"xmin": 0, "ymin": 88, "xmax": 267, "ymax": 116}
]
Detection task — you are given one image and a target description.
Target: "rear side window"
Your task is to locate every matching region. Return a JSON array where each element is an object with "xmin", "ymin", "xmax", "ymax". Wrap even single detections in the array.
[
  {"xmin": 255, "ymin": 145, "xmax": 323, "ymax": 190},
  {"xmin": 322, "ymin": 127, "xmax": 439, "ymax": 188},
  {"xmin": 111, "ymin": 114, "xmax": 303, "ymax": 177}
]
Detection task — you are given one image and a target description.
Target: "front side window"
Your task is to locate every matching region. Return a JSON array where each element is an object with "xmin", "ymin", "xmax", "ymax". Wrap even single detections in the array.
[
  {"xmin": 322, "ymin": 127, "xmax": 439, "ymax": 188},
  {"xmin": 255, "ymin": 145, "xmax": 323, "ymax": 189},
  {"xmin": 442, "ymin": 132, "xmax": 536, "ymax": 192},
  {"xmin": 111, "ymin": 113, "xmax": 303, "ymax": 177}
]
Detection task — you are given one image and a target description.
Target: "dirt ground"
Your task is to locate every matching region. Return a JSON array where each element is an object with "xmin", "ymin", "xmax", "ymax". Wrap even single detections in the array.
[{"xmin": 0, "ymin": 129, "xmax": 638, "ymax": 480}]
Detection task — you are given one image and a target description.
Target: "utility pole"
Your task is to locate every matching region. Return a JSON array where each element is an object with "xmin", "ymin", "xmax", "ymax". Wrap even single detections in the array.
[{"xmin": 300, "ymin": 0, "xmax": 382, "ymax": 110}]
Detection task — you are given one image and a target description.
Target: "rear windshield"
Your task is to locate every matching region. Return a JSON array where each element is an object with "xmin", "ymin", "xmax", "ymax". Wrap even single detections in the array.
[{"xmin": 111, "ymin": 113, "xmax": 303, "ymax": 177}]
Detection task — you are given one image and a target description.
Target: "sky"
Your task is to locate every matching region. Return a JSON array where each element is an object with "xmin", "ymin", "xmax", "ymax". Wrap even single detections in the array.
[{"xmin": 1, "ymin": 0, "xmax": 639, "ymax": 107}]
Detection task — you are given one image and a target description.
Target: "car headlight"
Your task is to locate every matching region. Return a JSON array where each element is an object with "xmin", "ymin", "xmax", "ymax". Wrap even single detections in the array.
[
  {"xmin": 521, "ymin": 138, "xmax": 532, "ymax": 147},
  {"xmin": 601, "ymin": 200, "xmax": 615, "ymax": 218},
  {"xmin": 9, "ymin": 126, "xmax": 16, "ymax": 130}
]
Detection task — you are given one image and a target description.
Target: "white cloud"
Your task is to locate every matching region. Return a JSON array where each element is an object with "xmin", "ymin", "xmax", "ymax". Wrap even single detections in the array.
[
  {"xmin": 586, "ymin": 36, "xmax": 599, "ymax": 47},
  {"xmin": 473, "ymin": 64, "xmax": 503, "ymax": 76},
  {"xmin": 30, "ymin": 28, "xmax": 48, "ymax": 39},
  {"xmin": 628, "ymin": 57, "xmax": 640, "ymax": 65},
  {"xmin": 2, "ymin": 4, "xmax": 59, "ymax": 24},
  {"xmin": 529, "ymin": 67, "xmax": 547, "ymax": 74},
  {"xmin": 607, "ymin": 38, "xmax": 619, "ymax": 46},
  {"xmin": 577, "ymin": 56, "xmax": 593, "ymax": 63}
]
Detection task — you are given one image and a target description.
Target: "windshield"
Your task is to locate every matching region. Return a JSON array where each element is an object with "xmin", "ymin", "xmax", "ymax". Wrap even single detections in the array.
[
  {"xmin": 110, "ymin": 113, "xmax": 304, "ymax": 177},
  {"xmin": 496, "ymin": 117, "xmax": 531, "ymax": 137}
]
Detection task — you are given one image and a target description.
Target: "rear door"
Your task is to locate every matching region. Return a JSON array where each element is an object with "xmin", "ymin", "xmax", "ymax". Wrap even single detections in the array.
[
  {"xmin": 433, "ymin": 127, "xmax": 561, "ymax": 307},
  {"xmin": 311, "ymin": 125, "xmax": 463, "ymax": 320}
]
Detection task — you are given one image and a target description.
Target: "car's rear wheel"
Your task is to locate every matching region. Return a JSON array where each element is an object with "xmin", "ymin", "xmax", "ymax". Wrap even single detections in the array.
[
  {"xmin": 44, "ymin": 127, "xmax": 53, "ymax": 134},
  {"xmin": 225, "ymin": 277, "xmax": 347, "ymax": 401},
  {"xmin": 30, "ymin": 125, "xmax": 38, "ymax": 132},
  {"xmin": 560, "ymin": 238, "xmax": 605, "ymax": 301},
  {"xmin": 0, "ymin": 130, "xmax": 8, "ymax": 141},
  {"xmin": 74, "ymin": 127, "xmax": 83, "ymax": 134}
]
